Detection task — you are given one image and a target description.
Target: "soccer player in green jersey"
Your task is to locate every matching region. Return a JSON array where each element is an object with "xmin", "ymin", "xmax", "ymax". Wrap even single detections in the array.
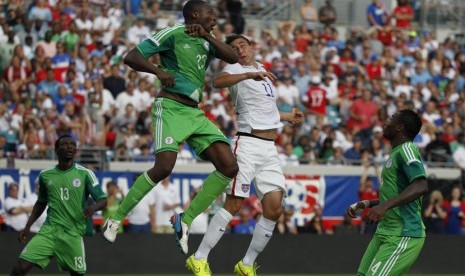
[
  {"xmin": 347, "ymin": 109, "xmax": 428, "ymax": 276},
  {"xmin": 102, "ymin": 0, "xmax": 240, "ymax": 255},
  {"xmin": 11, "ymin": 135, "xmax": 107, "ymax": 276}
]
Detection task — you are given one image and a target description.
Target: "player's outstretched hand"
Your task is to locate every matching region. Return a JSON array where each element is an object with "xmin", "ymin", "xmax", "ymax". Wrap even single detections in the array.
[
  {"xmin": 83, "ymin": 206, "xmax": 96, "ymax": 218},
  {"xmin": 185, "ymin": 24, "xmax": 207, "ymax": 38},
  {"xmin": 346, "ymin": 201, "xmax": 366, "ymax": 218},
  {"xmin": 18, "ymin": 228, "xmax": 30, "ymax": 244},
  {"xmin": 158, "ymin": 71, "xmax": 175, "ymax": 87}
]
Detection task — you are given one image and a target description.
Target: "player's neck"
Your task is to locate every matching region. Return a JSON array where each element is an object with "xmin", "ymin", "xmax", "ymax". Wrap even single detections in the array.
[
  {"xmin": 390, "ymin": 137, "xmax": 410, "ymax": 149},
  {"xmin": 57, "ymin": 161, "xmax": 74, "ymax": 171}
]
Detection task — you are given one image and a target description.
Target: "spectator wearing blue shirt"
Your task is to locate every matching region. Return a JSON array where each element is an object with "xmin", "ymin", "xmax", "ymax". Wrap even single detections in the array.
[
  {"xmin": 28, "ymin": 0, "xmax": 52, "ymax": 24},
  {"xmin": 234, "ymin": 208, "xmax": 256, "ymax": 234},
  {"xmin": 411, "ymin": 63, "xmax": 432, "ymax": 86},
  {"xmin": 123, "ymin": 0, "xmax": 143, "ymax": 16},
  {"xmin": 53, "ymin": 85, "xmax": 73, "ymax": 113},
  {"xmin": 432, "ymin": 67, "xmax": 451, "ymax": 91},
  {"xmin": 37, "ymin": 69, "xmax": 60, "ymax": 98},
  {"xmin": 367, "ymin": 0, "xmax": 389, "ymax": 27},
  {"xmin": 344, "ymin": 137, "xmax": 363, "ymax": 163},
  {"xmin": 406, "ymin": 31, "xmax": 420, "ymax": 51}
]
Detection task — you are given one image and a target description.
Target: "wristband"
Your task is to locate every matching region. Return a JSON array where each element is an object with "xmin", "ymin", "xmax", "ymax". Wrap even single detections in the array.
[{"xmin": 362, "ymin": 200, "xmax": 370, "ymax": 209}]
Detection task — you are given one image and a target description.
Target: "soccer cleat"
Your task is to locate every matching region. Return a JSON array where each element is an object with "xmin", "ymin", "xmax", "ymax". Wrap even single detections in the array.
[
  {"xmin": 170, "ymin": 212, "xmax": 189, "ymax": 254},
  {"xmin": 102, "ymin": 218, "xmax": 121, "ymax": 243},
  {"xmin": 185, "ymin": 254, "xmax": 212, "ymax": 276},
  {"xmin": 234, "ymin": 260, "xmax": 259, "ymax": 276}
]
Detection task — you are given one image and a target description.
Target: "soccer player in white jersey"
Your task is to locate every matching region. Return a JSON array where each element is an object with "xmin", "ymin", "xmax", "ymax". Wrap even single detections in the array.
[{"xmin": 186, "ymin": 34, "xmax": 303, "ymax": 276}]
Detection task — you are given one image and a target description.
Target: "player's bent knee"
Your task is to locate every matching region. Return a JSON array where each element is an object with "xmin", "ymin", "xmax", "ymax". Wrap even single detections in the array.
[
  {"xmin": 264, "ymin": 206, "xmax": 283, "ymax": 221},
  {"xmin": 219, "ymin": 162, "xmax": 239, "ymax": 178}
]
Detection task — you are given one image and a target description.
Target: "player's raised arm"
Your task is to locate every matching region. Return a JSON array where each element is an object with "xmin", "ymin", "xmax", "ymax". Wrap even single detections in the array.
[
  {"xmin": 203, "ymin": 32, "xmax": 239, "ymax": 64},
  {"xmin": 124, "ymin": 49, "xmax": 175, "ymax": 87},
  {"xmin": 213, "ymin": 71, "xmax": 276, "ymax": 88}
]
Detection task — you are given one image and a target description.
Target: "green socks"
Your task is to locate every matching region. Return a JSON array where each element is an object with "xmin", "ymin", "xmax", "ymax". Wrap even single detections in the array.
[
  {"xmin": 182, "ymin": 170, "xmax": 232, "ymax": 226},
  {"xmin": 112, "ymin": 172, "xmax": 157, "ymax": 222}
]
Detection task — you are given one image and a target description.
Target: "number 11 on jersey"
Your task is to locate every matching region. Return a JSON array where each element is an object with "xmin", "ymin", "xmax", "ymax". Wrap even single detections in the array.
[{"xmin": 262, "ymin": 82, "xmax": 275, "ymax": 97}]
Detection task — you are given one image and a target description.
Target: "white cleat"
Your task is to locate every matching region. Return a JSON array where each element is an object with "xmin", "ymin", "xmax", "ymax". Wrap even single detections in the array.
[{"xmin": 102, "ymin": 218, "xmax": 121, "ymax": 243}]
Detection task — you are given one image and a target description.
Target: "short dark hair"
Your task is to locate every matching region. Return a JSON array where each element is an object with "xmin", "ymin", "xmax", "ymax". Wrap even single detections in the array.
[
  {"xmin": 225, "ymin": 34, "xmax": 251, "ymax": 46},
  {"xmin": 55, "ymin": 135, "xmax": 74, "ymax": 149},
  {"xmin": 398, "ymin": 109, "xmax": 422, "ymax": 140},
  {"xmin": 183, "ymin": 0, "xmax": 207, "ymax": 21}
]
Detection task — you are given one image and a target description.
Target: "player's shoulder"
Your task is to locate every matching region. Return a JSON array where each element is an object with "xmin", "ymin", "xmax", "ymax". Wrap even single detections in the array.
[
  {"xmin": 223, "ymin": 62, "xmax": 243, "ymax": 71},
  {"xmin": 397, "ymin": 141, "xmax": 421, "ymax": 164},
  {"xmin": 39, "ymin": 166, "xmax": 56, "ymax": 176},
  {"xmin": 74, "ymin": 163, "xmax": 96, "ymax": 175},
  {"xmin": 158, "ymin": 23, "xmax": 185, "ymax": 36}
]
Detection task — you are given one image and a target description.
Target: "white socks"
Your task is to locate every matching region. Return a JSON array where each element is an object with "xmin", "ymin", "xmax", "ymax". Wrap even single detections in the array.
[
  {"xmin": 242, "ymin": 217, "xmax": 276, "ymax": 266},
  {"xmin": 195, "ymin": 208, "xmax": 233, "ymax": 260}
]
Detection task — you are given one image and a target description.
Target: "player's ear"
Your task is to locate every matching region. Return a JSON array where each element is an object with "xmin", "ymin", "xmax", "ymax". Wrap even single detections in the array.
[{"xmin": 191, "ymin": 11, "xmax": 199, "ymax": 20}]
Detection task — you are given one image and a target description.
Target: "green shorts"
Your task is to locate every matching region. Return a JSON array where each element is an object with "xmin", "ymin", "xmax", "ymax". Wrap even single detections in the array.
[
  {"xmin": 151, "ymin": 97, "xmax": 230, "ymax": 157},
  {"xmin": 358, "ymin": 234, "xmax": 424, "ymax": 276},
  {"xmin": 20, "ymin": 224, "xmax": 86, "ymax": 274}
]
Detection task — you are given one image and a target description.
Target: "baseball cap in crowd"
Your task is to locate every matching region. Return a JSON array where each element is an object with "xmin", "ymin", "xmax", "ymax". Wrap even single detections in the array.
[
  {"xmin": 373, "ymin": 126, "xmax": 383, "ymax": 134},
  {"xmin": 310, "ymin": 75, "xmax": 321, "ymax": 85},
  {"xmin": 408, "ymin": 31, "xmax": 417, "ymax": 38}
]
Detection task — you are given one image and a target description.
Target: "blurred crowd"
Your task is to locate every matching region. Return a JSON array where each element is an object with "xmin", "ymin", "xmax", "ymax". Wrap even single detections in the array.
[{"xmin": 0, "ymin": 0, "xmax": 465, "ymax": 174}]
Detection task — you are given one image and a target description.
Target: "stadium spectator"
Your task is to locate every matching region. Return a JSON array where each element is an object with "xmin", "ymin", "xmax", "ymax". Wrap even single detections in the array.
[
  {"xmin": 102, "ymin": 181, "xmax": 124, "ymax": 235},
  {"xmin": 275, "ymin": 207, "xmax": 298, "ymax": 235},
  {"xmin": 392, "ymin": 0, "xmax": 414, "ymax": 30},
  {"xmin": 423, "ymin": 190, "xmax": 447, "ymax": 234},
  {"xmin": 4, "ymin": 183, "xmax": 32, "ymax": 232},
  {"xmin": 126, "ymin": 15, "xmax": 151, "ymax": 45},
  {"xmin": 443, "ymin": 186, "xmax": 465, "ymax": 235},
  {"xmin": 104, "ymin": 64, "xmax": 126, "ymax": 98},
  {"xmin": 126, "ymin": 174, "xmax": 156, "ymax": 233},
  {"xmin": 300, "ymin": 0, "xmax": 318, "ymax": 31},
  {"xmin": 233, "ymin": 208, "xmax": 256, "ymax": 234},
  {"xmin": 318, "ymin": 0, "xmax": 336, "ymax": 27},
  {"xmin": 152, "ymin": 176, "xmax": 180, "ymax": 234},
  {"xmin": 367, "ymin": 0, "xmax": 389, "ymax": 27},
  {"xmin": 333, "ymin": 212, "xmax": 360, "ymax": 235}
]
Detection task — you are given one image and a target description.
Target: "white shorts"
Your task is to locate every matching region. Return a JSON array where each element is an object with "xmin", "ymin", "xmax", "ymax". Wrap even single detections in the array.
[{"xmin": 224, "ymin": 134, "xmax": 286, "ymax": 200}]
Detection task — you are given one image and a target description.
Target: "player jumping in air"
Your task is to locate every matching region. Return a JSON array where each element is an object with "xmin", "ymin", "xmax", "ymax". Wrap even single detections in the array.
[
  {"xmin": 102, "ymin": 0, "xmax": 240, "ymax": 257},
  {"xmin": 186, "ymin": 34, "xmax": 303, "ymax": 276},
  {"xmin": 11, "ymin": 135, "xmax": 107, "ymax": 276},
  {"xmin": 347, "ymin": 109, "xmax": 428, "ymax": 276}
]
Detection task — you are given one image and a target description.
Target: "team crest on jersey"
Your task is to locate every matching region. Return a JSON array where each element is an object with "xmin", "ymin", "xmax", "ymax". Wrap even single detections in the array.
[
  {"xmin": 385, "ymin": 158, "xmax": 392, "ymax": 168},
  {"xmin": 241, "ymin": 184, "xmax": 250, "ymax": 193},
  {"xmin": 72, "ymin": 178, "xmax": 81, "ymax": 187},
  {"xmin": 165, "ymin": 136, "xmax": 174, "ymax": 145},
  {"xmin": 203, "ymin": 41, "xmax": 209, "ymax": 51}
]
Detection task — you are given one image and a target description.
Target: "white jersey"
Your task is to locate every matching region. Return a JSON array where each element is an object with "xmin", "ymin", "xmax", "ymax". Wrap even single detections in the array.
[{"xmin": 223, "ymin": 62, "xmax": 283, "ymax": 133}]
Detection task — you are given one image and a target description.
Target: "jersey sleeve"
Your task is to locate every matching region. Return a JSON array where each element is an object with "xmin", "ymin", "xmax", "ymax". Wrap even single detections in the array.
[
  {"xmin": 222, "ymin": 63, "xmax": 241, "ymax": 75},
  {"xmin": 136, "ymin": 34, "xmax": 173, "ymax": 59},
  {"xmin": 37, "ymin": 174, "xmax": 48, "ymax": 203},
  {"xmin": 85, "ymin": 170, "xmax": 107, "ymax": 201},
  {"xmin": 399, "ymin": 143, "xmax": 427, "ymax": 183}
]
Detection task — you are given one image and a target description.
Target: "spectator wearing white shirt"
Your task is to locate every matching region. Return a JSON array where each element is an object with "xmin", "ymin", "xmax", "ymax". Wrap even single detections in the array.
[
  {"xmin": 92, "ymin": 5, "xmax": 115, "ymax": 45},
  {"xmin": 126, "ymin": 16, "xmax": 151, "ymax": 45},
  {"xmin": 127, "ymin": 182, "xmax": 156, "ymax": 233},
  {"xmin": 4, "ymin": 183, "xmax": 33, "ymax": 232},
  {"xmin": 75, "ymin": 10, "xmax": 93, "ymax": 44},
  {"xmin": 152, "ymin": 176, "xmax": 181, "ymax": 234},
  {"xmin": 115, "ymin": 82, "xmax": 139, "ymax": 116},
  {"xmin": 133, "ymin": 78, "xmax": 152, "ymax": 113},
  {"xmin": 276, "ymin": 76, "xmax": 300, "ymax": 113},
  {"xmin": 279, "ymin": 143, "xmax": 300, "ymax": 167}
]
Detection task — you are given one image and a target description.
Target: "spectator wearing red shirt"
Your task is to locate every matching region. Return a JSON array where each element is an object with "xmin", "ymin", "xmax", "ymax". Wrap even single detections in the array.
[
  {"xmin": 393, "ymin": 0, "xmax": 414, "ymax": 29},
  {"xmin": 366, "ymin": 54, "xmax": 382, "ymax": 79},
  {"xmin": 347, "ymin": 88, "xmax": 378, "ymax": 134},
  {"xmin": 304, "ymin": 76, "xmax": 327, "ymax": 117}
]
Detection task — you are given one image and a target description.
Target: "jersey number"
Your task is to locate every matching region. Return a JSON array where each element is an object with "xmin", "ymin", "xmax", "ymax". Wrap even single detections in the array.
[
  {"xmin": 60, "ymin": 187, "xmax": 69, "ymax": 201},
  {"xmin": 262, "ymin": 82, "xmax": 275, "ymax": 97},
  {"xmin": 74, "ymin": 256, "xmax": 84, "ymax": 269},
  {"xmin": 310, "ymin": 91, "xmax": 324, "ymax": 107},
  {"xmin": 197, "ymin": 54, "xmax": 207, "ymax": 69},
  {"xmin": 369, "ymin": 260, "xmax": 382, "ymax": 275}
]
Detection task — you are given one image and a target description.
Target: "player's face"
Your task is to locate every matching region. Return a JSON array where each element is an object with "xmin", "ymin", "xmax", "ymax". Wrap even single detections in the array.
[
  {"xmin": 229, "ymin": 38, "xmax": 254, "ymax": 65},
  {"xmin": 56, "ymin": 137, "xmax": 77, "ymax": 161},
  {"xmin": 383, "ymin": 113, "xmax": 400, "ymax": 141},
  {"xmin": 197, "ymin": 4, "xmax": 216, "ymax": 32}
]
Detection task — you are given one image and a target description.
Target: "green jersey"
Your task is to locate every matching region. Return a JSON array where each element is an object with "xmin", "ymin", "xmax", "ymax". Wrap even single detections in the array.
[
  {"xmin": 376, "ymin": 141, "xmax": 427, "ymax": 238},
  {"xmin": 136, "ymin": 23, "xmax": 216, "ymax": 103},
  {"xmin": 37, "ymin": 163, "xmax": 106, "ymax": 236}
]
